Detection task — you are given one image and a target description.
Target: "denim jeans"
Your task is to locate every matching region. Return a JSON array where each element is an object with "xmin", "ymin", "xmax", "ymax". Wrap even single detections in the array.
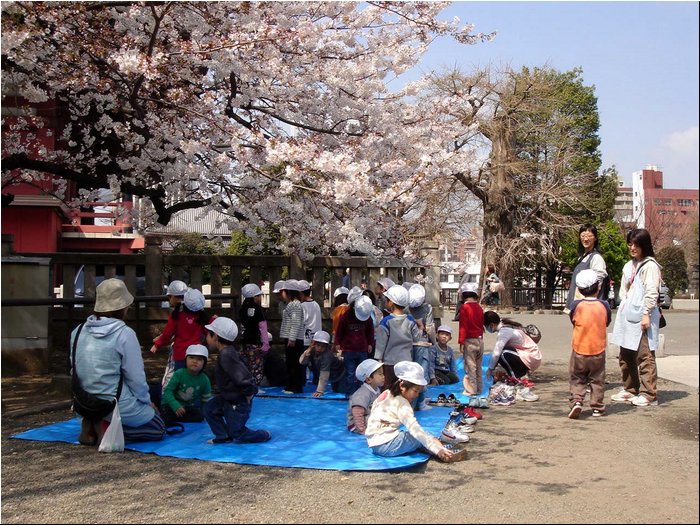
[
  {"xmin": 370, "ymin": 431, "xmax": 423, "ymax": 457},
  {"xmin": 343, "ymin": 352, "xmax": 367, "ymax": 394},
  {"xmin": 204, "ymin": 395, "xmax": 268, "ymax": 443},
  {"xmin": 412, "ymin": 345, "xmax": 430, "ymax": 407}
]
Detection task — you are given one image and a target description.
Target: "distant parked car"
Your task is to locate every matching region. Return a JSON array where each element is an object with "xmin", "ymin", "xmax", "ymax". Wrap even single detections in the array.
[{"xmin": 659, "ymin": 280, "xmax": 672, "ymax": 309}]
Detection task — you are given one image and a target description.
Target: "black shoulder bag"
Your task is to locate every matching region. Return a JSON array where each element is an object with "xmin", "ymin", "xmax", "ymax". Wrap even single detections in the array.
[{"xmin": 71, "ymin": 323, "xmax": 123, "ymax": 421}]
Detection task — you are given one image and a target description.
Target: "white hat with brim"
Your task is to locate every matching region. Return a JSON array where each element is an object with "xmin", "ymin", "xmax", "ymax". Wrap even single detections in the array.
[
  {"xmin": 241, "ymin": 283, "xmax": 263, "ymax": 299},
  {"xmin": 184, "ymin": 288, "xmax": 205, "ymax": 312},
  {"xmin": 576, "ymin": 269, "xmax": 599, "ymax": 289},
  {"xmin": 166, "ymin": 280, "xmax": 188, "ymax": 296},
  {"xmin": 186, "ymin": 344, "xmax": 209, "ymax": 359},
  {"xmin": 312, "ymin": 330, "xmax": 331, "ymax": 344},
  {"xmin": 384, "ymin": 285, "xmax": 408, "ymax": 307},
  {"xmin": 333, "ymin": 286, "xmax": 350, "ymax": 298},
  {"xmin": 94, "ymin": 279, "xmax": 134, "ymax": 313},
  {"xmin": 377, "ymin": 277, "xmax": 395, "ymax": 291},
  {"xmin": 272, "ymin": 280, "xmax": 286, "ymax": 293},
  {"xmin": 347, "ymin": 286, "xmax": 363, "ymax": 305},
  {"xmin": 408, "ymin": 284, "xmax": 426, "ymax": 308},
  {"xmin": 205, "ymin": 317, "xmax": 239, "ymax": 341},
  {"xmin": 460, "ymin": 282, "xmax": 479, "ymax": 295},
  {"xmin": 437, "ymin": 324, "xmax": 453, "ymax": 334},
  {"xmin": 298, "ymin": 280, "xmax": 312, "ymax": 291},
  {"xmin": 355, "ymin": 359, "xmax": 383, "ymax": 382},
  {"xmin": 394, "ymin": 360, "xmax": 427, "ymax": 386},
  {"xmin": 354, "ymin": 296, "xmax": 373, "ymax": 321}
]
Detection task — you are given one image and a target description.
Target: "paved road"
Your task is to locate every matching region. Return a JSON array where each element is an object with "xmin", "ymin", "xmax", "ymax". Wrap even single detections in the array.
[{"xmin": 443, "ymin": 308, "xmax": 699, "ymax": 387}]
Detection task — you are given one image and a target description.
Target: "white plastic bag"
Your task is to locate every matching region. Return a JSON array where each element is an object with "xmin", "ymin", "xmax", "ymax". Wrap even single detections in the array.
[{"xmin": 98, "ymin": 402, "xmax": 124, "ymax": 453}]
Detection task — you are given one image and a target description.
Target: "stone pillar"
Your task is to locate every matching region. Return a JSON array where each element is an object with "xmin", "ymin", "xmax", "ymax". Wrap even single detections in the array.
[{"xmin": 418, "ymin": 241, "xmax": 443, "ymax": 322}]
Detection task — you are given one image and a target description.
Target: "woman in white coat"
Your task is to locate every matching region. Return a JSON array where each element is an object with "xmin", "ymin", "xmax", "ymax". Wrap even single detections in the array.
[{"xmin": 610, "ymin": 228, "xmax": 662, "ymax": 407}]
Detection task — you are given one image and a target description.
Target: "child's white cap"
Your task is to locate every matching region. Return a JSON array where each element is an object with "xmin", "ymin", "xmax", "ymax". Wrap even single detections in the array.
[
  {"xmin": 205, "ymin": 317, "xmax": 239, "ymax": 341},
  {"xmin": 184, "ymin": 288, "xmax": 205, "ymax": 312},
  {"xmin": 166, "ymin": 280, "xmax": 188, "ymax": 296},
  {"xmin": 354, "ymin": 296, "xmax": 373, "ymax": 321},
  {"xmin": 298, "ymin": 280, "xmax": 312, "ymax": 291},
  {"xmin": 272, "ymin": 280, "xmax": 286, "ymax": 293},
  {"xmin": 241, "ymin": 283, "xmax": 262, "ymax": 299},
  {"xmin": 394, "ymin": 361, "xmax": 427, "ymax": 386},
  {"xmin": 347, "ymin": 286, "xmax": 363, "ymax": 305},
  {"xmin": 333, "ymin": 286, "xmax": 350, "ymax": 298},
  {"xmin": 408, "ymin": 284, "xmax": 425, "ymax": 308},
  {"xmin": 312, "ymin": 330, "xmax": 331, "ymax": 344},
  {"xmin": 460, "ymin": 282, "xmax": 479, "ymax": 295},
  {"xmin": 576, "ymin": 269, "xmax": 598, "ymax": 289},
  {"xmin": 186, "ymin": 344, "xmax": 209, "ymax": 359},
  {"xmin": 384, "ymin": 285, "xmax": 408, "ymax": 307},
  {"xmin": 437, "ymin": 325, "xmax": 452, "ymax": 334},
  {"xmin": 377, "ymin": 277, "xmax": 395, "ymax": 291},
  {"xmin": 356, "ymin": 359, "xmax": 383, "ymax": 382}
]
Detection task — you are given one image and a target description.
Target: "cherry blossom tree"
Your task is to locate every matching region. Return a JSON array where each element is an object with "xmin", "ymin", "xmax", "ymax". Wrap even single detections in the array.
[{"xmin": 2, "ymin": 1, "xmax": 494, "ymax": 259}]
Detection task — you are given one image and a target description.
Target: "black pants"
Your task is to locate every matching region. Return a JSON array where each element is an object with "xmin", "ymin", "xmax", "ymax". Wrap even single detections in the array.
[
  {"xmin": 285, "ymin": 339, "xmax": 306, "ymax": 393},
  {"xmin": 160, "ymin": 404, "xmax": 204, "ymax": 426},
  {"xmin": 497, "ymin": 349, "xmax": 529, "ymax": 378}
]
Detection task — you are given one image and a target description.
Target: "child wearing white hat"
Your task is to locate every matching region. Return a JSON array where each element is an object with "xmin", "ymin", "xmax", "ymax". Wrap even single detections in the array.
[
  {"xmin": 299, "ymin": 331, "xmax": 345, "ymax": 397},
  {"xmin": 347, "ymin": 359, "xmax": 385, "ymax": 434},
  {"xmin": 407, "ymin": 284, "xmax": 436, "ymax": 411},
  {"xmin": 365, "ymin": 361, "xmax": 459, "ymax": 462},
  {"xmin": 238, "ymin": 283, "xmax": 270, "ymax": 388},
  {"xmin": 279, "ymin": 280, "xmax": 307, "ymax": 394},
  {"xmin": 150, "ymin": 287, "xmax": 211, "ymax": 391},
  {"xmin": 429, "ymin": 325, "xmax": 460, "ymax": 386},
  {"xmin": 335, "ymin": 295, "xmax": 375, "ymax": 394},
  {"xmin": 160, "ymin": 344, "xmax": 212, "ymax": 426},
  {"xmin": 458, "ymin": 282, "xmax": 485, "ymax": 398}
]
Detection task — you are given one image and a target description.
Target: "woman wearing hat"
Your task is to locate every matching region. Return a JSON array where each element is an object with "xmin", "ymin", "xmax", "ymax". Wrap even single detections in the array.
[
  {"xmin": 71, "ymin": 279, "xmax": 165, "ymax": 446},
  {"xmin": 150, "ymin": 287, "xmax": 211, "ymax": 390}
]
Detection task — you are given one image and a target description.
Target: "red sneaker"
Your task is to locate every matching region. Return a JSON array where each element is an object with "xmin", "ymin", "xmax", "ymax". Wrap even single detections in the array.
[
  {"xmin": 461, "ymin": 406, "xmax": 483, "ymax": 420},
  {"xmin": 519, "ymin": 377, "xmax": 536, "ymax": 388}
]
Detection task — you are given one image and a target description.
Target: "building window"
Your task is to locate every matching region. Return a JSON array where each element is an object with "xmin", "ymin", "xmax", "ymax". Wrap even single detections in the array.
[{"xmin": 677, "ymin": 199, "xmax": 693, "ymax": 207}]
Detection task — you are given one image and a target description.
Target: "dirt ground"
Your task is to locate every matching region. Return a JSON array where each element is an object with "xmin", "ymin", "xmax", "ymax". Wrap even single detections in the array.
[{"xmin": 1, "ymin": 362, "xmax": 698, "ymax": 524}]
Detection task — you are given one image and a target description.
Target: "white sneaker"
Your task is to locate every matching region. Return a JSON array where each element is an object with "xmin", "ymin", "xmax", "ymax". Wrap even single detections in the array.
[
  {"xmin": 440, "ymin": 425, "xmax": 471, "ymax": 443},
  {"xmin": 418, "ymin": 400, "xmax": 433, "ymax": 411},
  {"xmin": 610, "ymin": 389, "xmax": 635, "ymax": 402},
  {"xmin": 515, "ymin": 386, "xmax": 540, "ymax": 402},
  {"xmin": 631, "ymin": 395, "xmax": 658, "ymax": 407}
]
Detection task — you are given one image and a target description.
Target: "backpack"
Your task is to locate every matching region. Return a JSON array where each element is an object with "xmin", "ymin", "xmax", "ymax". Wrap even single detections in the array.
[{"xmin": 523, "ymin": 324, "xmax": 542, "ymax": 344}]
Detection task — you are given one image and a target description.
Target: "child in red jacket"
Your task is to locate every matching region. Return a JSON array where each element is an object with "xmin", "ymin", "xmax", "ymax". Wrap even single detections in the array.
[{"xmin": 458, "ymin": 283, "xmax": 484, "ymax": 397}]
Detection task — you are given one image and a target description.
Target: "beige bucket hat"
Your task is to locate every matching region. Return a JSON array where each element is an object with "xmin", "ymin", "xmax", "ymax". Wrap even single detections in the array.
[{"xmin": 94, "ymin": 278, "xmax": 134, "ymax": 313}]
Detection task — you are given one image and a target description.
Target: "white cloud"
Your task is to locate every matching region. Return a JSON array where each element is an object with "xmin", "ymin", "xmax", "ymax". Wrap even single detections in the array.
[{"xmin": 664, "ymin": 126, "xmax": 699, "ymax": 154}]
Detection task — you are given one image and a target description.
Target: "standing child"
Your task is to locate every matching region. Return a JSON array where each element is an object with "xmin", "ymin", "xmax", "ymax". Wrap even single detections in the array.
[
  {"xmin": 300, "ymin": 280, "xmax": 322, "ymax": 346},
  {"xmin": 203, "ymin": 317, "xmax": 271, "ymax": 444},
  {"xmin": 336, "ymin": 293, "xmax": 375, "ymax": 394},
  {"xmin": 374, "ymin": 285, "xmax": 422, "ymax": 389},
  {"xmin": 365, "ymin": 361, "xmax": 461, "ymax": 462},
  {"xmin": 238, "ymin": 283, "xmax": 270, "ymax": 388},
  {"xmin": 429, "ymin": 325, "xmax": 460, "ymax": 385},
  {"xmin": 568, "ymin": 269, "xmax": 612, "ymax": 418},
  {"xmin": 458, "ymin": 283, "xmax": 485, "ymax": 398},
  {"xmin": 408, "ymin": 284, "xmax": 436, "ymax": 411},
  {"xmin": 279, "ymin": 280, "xmax": 306, "ymax": 394},
  {"xmin": 299, "ymin": 331, "xmax": 346, "ymax": 396},
  {"xmin": 347, "ymin": 359, "xmax": 385, "ymax": 434},
  {"xmin": 150, "ymin": 287, "xmax": 209, "ymax": 390},
  {"xmin": 160, "ymin": 344, "xmax": 212, "ymax": 426}
]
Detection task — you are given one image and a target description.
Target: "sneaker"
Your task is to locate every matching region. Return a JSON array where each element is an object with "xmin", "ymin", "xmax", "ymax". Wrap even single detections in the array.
[
  {"xmin": 592, "ymin": 409, "xmax": 606, "ymax": 417},
  {"xmin": 568, "ymin": 402, "xmax": 583, "ymax": 419},
  {"xmin": 631, "ymin": 395, "xmax": 658, "ymax": 407},
  {"xmin": 459, "ymin": 413, "xmax": 478, "ymax": 426},
  {"xmin": 478, "ymin": 397, "xmax": 490, "ymax": 408},
  {"xmin": 610, "ymin": 389, "xmax": 635, "ymax": 402},
  {"xmin": 490, "ymin": 394, "xmax": 515, "ymax": 406},
  {"xmin": 440, "ymin": 442, "xmax": 469, "ymax": 463},
  {"xmin": 519, "ymin": 377, "xmax": 536, "ymax": 388},
  {"xmin": 440, "ymin": 426, "xmax": 471, "ymax": 444},
  {"xmin": 446, "ymin": 394, "xmax": 459, "ymax": 407},
  {"xmin": 461, "ymin": 406, "xmax": 483, "ymax": 420},
  {"xmin": 281, "ymin": 390, "xmax": 295, "ymax": 395},
  {"xmin": 505, "ymin": 375, "xmax": 519, "ymax": 386},
  {"xmin": 208, "ymin": 437, "xmax": 233, "ymax": 444},
  {"xmin": 434, "ymin": 393, "xmax": 448, "ymax": 407},
  {"xmin": 417, "ymin": 400, "xmax": 433, "ymax": 411},
  {"xmin": 515, "ymin": 387, "xmax": 540, "ymax": 402},
  {"xmin": 453, "ymin": 421, "xmax": 475, "ymax": 433}
]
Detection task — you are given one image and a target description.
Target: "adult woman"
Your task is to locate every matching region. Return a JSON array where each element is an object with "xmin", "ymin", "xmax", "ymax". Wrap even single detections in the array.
[
  {"xmin": 71, "ymin": 279, "xmax": 165, "ymax": 446},
  {"xmin": 483, "ymin": 310, "xmax": 542, "ymax": 383},
  {"xmin": 565, "ymin": 224, "xmax": 608, "ymax": 312},
  {"xmin": 609, "ymin": 228, "xmax": 662, "ymax": 407},
  {"xmin": 481, "ymin": 264, "xmax": 502, "ymax": 307}
]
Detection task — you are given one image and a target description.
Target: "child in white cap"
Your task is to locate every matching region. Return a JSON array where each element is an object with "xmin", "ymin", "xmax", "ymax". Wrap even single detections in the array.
[
  {"xmin": 347, "ymin": 359, "xmax": 385, "ymax": 434},
  {"xmin": 458, "ymin": 282, "xmax": 485, "ymax": 398},
  {"xmin": 238, "ymin": 283, "xmax": 270, "ymax": 388},
  {"xmin": 150, "ymin": 287, "xmax": 211, "ymax": 391},
  {"xmin": 299, "ymin": 330, "xmax": 345, "ymax": 396},
  {"xmin": 365, "ymin": 361, "xmax": 459, "ymax": 462},
  {"xmin": 160, "ymin": 344, "xmax": 212, "ymax": 426},
  {"xmin": 408, "ymin": 284, "xmax": 435, "ymax": 411},
  {"xmin": 203, "ymin": 317, "xmax": 271, "ymax": 444},
  {"xmin": 567, "ymin": 268, "xmax": 611, "ymax": 419},
  {"xmin": 336, "ymin": 294, "xmax": 375, "ymax": 394},
  {"xmin": 429, "ymin": 325, "xmax": 459, "ymax": 386}
]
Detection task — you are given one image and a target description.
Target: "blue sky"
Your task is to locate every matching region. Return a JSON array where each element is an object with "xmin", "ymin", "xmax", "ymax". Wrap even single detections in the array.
[{"xmin": 397, "ymin": 1, "xmax": 699, "ymax": 190}]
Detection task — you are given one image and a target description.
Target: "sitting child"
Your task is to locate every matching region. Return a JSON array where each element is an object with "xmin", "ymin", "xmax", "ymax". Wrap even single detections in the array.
[
  {"xmin": 347, "ymin": 359, "xmax": 385, "ymax": 434},
  {"xmin": 203, "ymin": 317, "xmax": 271, "ymax": 444},
  {"xmin": 299, "ymin": 330, "xmax": 346, "ymax": 397},
  {"xmin": 160, "ymin": 344, "xmax": 212, "ymax": 426},
  {"xmin": 429, "ymin": 325, "xmax": 460, "ymax": 385},
  {"xmin": 365, "ymin": 361, "xmax": 456, "ymax": 461}
]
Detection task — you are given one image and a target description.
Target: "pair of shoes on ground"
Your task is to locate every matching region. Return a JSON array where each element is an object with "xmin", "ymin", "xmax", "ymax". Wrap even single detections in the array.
[
  {"xmin": 490, "ymin": 393, "xmax": 515, "ymax": 406},
  {"xmin": 440, "ymin": 422, "xmax": 472, "ymax": 444},
  {"xmin": 208, "ymin": 429, "xmax": 272, "ymax": 444},
  {"xmin": 568, "ymin": 402, "xmax": 606, "ymax": 419},
  {"xmin": 515, "ymin": 386, "xmax": 540, "ymax": 402},
  {"xmin": 464, "ymin": 395, "xmax": 490, "ymax": 409},
  {"xmin": 432, "ymin": 393, "xmax": 460, "ymax": 407},
  {"xmin": 610, "ymin": 389, "xmax": 658, "ymax": 406}
]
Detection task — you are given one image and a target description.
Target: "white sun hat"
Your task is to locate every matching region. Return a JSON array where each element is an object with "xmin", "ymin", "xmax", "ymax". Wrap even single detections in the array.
[
  {"xmin": 185, "ymin": 344, "xmax": 209, "ymax": 359},
  {"xmin": 241, "ymin": 283, "xmax": 263, "ymax": 299},
  {"xmin": 354, "ymin": 296, "xmax": 374, "ymax": 321},
  {"xmin": 205, "ymin": 317, "xmax": 239, "ymax": 341},
  {"xmin": 394, "ymin": 361, "xmax": 427, "ymax": 386},
  {"xmin": 408, "ymin": 284, "xmax": 426, "ymax": 308},
  {"xmin": 333, "ymin": 286, "xmax": 350, "ymax": 298},
  {"xmin": 347, "ymin": 286, "xmax": 363, "ymax": 305},
  {"xmin": 355, "ymin": 359, "xmax": 383, "ymax": 382},
  {"xmin": 312, "ymin": 330, "xmax": 331, "ymax": 344},
  {"xmin": 384, "ymin": 285, "xmax": 408, "ymax": 307},
  {"xmin": 184, "ymin": 288, "xmax": 205, "ymax": 312},
  {"xmin": 166, "ymin": 280, "xmax": 188, "ymax": 296}
]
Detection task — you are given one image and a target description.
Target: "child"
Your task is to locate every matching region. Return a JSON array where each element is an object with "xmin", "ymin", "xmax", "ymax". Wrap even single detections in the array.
[
  {"xmin": 374, "ymin": 285, "xmax": 422, "ymax": 389},
  {"xmin": 150, "ymin": 287, "xmax": 209, "ymax": 390},
  {"xmin": 336, "ymin": 293, "xmax": 375, "ymax": 394},
  {"xmin": 429, "ymin": 325, "xmax": 460, "ymax": 385},
  {"xmin": 203, "ymin": 317, "xmax": 271, "ymax": 444},
  {"xmin": 408, "ymin": 284, "xmax": 436, "ymax": 411},
  {"xmin": 160, "ymin": 344, "xmax": 212, "ymax": 426},
  {"xmin": 238, "ymin": 283, "xmax": 270, "ymax": 387},
  {"xmin": 374, "ymin": 277, "xmax": 395, "ymax": 317},
  {"xmin": 568, "ymin": 269, "xmax": 611, "ymax": 419},
  {"xmin": 300, "ymin": 280, "xmax": 322, "ymax": 346},
  {"xmin": 347, "ymin": 359, "xmax": 385, "ymax": 434},
  {"xmin": 299, "ymin": 330, "xmax": 346, "ymax": 396},
  {"xmin": 458, "ymin": 283, "xmax": 485, "ymax": 397},
  {"xmin": 364, "ymin": 361, "xmax": 459, "ymax": 462},
  {"xmin": 279, "ymin": 280, "xmax": 306, "ymax": 394},
  {"xmin": 330, "ymin": 286, "xmax": 350, "ymax": 353}
]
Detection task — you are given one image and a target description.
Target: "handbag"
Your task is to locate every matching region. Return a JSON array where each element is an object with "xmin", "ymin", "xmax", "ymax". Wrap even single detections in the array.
[
  {"xmin": 71, "ymin": 323, "xmax": 123, "ymax": 421},
  {"xmin": 98, "ymin": 402, "xmax": 124, "ymax": 453},
  {"xmin": 659, "ymin": 310, "xmax": 667, "ymax": 329},
  {"xmin": 489, "ymin": 281, "xmax": 505, "ymax": 293}
]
